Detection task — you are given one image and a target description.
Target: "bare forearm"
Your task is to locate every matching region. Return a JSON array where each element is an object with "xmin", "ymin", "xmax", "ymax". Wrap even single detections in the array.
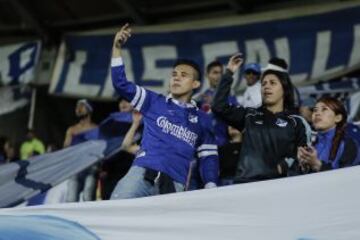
[
  {"xmin": 63, "ymin": 130, "xmax": 72, "ymax": 148},
  {"xmin": 112, "ymin": 42, "xmax": 122, "ymax": 58},
  {"xmin": 121, "ymin": 123, "xmax": 140, "ymax": 150},
  {"xmin": 112, "ymin": 23, "xmax": 131, "ymax": 58}
]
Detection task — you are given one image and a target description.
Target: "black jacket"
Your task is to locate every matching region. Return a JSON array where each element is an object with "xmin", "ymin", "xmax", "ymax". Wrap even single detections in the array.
[
  {"xmin": 218, "ymin": 142, "xmax": 242, "ymax": 178},
  {"xmin": 212, "ymin": 70, "xmax": 307, "ymax": 183}
]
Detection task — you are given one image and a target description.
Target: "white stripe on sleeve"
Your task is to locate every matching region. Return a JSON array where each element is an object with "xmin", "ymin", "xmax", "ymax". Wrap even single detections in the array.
[
  {"xmin": 197, "ymin": 150, "xmax": 218, "ymax": 158},
  {"xmin": 131, "ymin": 86, "xmax": 142, "ymax": 107},
  {"xmin": 197, "ymin": 144, "xmax": 218, "ymax": 152},
  {"xmin": 111, "ymin": 57, "xmax": 124, "ymax": 67},
  {"xmin": 134, "ymin": 87, "xmax": 147, "ymax": 111}
]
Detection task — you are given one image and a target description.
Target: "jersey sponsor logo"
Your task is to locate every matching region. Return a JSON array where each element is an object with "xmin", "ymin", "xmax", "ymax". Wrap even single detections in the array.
[
  {"xmin": 276, "ymin": 118, "xmax": 288, "ymax": 127},
  {"xmin": 156, "ymin": 116, "xmax": 198, "ymax": 146},
  {"xmin": 255, "ymin": 120, "xmax": 263, "ymax": 125}
]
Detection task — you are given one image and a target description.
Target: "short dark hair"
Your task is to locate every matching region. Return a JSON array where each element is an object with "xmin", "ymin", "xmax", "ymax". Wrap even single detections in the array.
[
  {"xmin": 117, "ymin": 95, "xmax": 125, "ymax": 102},
  {"xmin": 206, "ymin": 60, "xmax": 223, "ymax": 74},
  {"xmin": 173, "ymin": 59, "xmax": 201, "ymax": 82}
]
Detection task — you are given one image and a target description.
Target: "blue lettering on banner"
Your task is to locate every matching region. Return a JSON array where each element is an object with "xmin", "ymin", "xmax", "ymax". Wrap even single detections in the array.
[
  {"xmin": 0, "ymin": 42, "xmax": 40, "ymax": 86},
  {"xmin": 49, "ymin": 6, "xmax": 360, "ymax": 99}
]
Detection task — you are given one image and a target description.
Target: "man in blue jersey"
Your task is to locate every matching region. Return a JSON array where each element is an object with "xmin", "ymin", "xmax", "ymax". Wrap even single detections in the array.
[{"xmin": 110, "ymin": 24, "xmax": 219, "ymax": 199}]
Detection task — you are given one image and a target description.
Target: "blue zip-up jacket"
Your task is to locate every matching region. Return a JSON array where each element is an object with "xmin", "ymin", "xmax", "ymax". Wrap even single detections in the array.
[
  {"xmin": 315, "ymin": 127, "xmax": 360, "ymax": 170},
  {"xmin": 111, "ymin": 57, "xmax": 219, "ymax": 185}
]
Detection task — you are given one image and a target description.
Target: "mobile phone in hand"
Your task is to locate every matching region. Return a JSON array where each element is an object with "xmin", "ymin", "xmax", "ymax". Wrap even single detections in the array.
[{"xmin": 304, "ymin": 146, "xmax": 313, "ymax": 153}]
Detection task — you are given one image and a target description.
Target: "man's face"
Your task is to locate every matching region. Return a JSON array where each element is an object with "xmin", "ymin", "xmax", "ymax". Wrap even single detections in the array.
[
  {"xmin": 207, "ymin": 66, "xmax": 222, "ymax": 88},
  {"xmin": 118, "ymin": 99, "xmax": 132, "ymax": 112},
  {"xmin": 75, "ymin": 103, "xmax": 89, "ymax": 117},
  {"xmin": 244, "ymin": 70, "xmax": 260, "ymax": 86},
  {"xmin": 170, "ymin": 64, "xmax": 200, "ymax": 97}
]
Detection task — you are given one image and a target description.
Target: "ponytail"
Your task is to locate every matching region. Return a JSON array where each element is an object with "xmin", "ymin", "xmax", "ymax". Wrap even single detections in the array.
[{"xmin": 329, "ymin": 123, "xmax": 346, "ymax": 161}]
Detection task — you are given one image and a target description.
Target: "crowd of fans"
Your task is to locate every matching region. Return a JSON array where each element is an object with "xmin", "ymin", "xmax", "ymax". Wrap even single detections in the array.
[{"xmin": 1, "ymin": 23, "xmax": 360, "ymax": 204}]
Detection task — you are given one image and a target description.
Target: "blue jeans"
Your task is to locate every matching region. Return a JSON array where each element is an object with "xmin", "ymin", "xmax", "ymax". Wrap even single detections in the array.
[{"xmin": 110, "ymin": 166, "xmax": 184, "ymax": 200}]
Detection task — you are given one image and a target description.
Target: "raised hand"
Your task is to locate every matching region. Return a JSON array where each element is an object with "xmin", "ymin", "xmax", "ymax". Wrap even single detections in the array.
[
  {"xmin": 114, "ymin": 23, "xmax": 132, "ymax": 48},
  {"xmin": 226, "ymin": 53, "xmax": 244, "ymax": 74}
]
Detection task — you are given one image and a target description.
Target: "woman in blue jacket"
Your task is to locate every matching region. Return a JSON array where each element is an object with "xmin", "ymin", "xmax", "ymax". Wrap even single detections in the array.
[{"xmin": 298, "ymin": 97, "xmax": 359, "ymax": 171}]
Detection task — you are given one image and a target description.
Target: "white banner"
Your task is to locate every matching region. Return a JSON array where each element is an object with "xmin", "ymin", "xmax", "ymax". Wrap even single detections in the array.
[
  {"xmin": 0, "ymin": 85, "xmax": 29, "ymax": 115},
  {"xmin": 1, "ymin": 166, "xmax": 360, "ymax": 240}
]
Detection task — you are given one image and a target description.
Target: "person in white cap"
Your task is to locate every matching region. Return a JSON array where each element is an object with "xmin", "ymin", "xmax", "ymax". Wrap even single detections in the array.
[{"xmin": 237, "ymin": 63, "xmax": 262, "ymax": 108}]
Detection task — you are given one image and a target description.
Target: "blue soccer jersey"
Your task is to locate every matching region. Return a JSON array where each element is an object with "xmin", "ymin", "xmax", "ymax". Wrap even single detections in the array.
[{"xmin": 111, "ymin": 57, "xmax": 219, "ymax": 185}]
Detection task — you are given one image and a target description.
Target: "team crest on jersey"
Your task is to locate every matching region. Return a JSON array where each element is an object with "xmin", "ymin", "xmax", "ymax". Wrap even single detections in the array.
[
  {"xmin": 188, "ymin": 114, "xmax": 198, "ymax": 123},
  {"xmin": 136, "ymin": 150, "xmax": 146, "ymax": 158},
  {"xmin": 276, "ymin": 118, "xmax": 288, "ymax": 127}
]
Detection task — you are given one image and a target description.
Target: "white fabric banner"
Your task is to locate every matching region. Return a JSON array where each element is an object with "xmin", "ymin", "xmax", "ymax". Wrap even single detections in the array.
[
  {"xmin": 1, "ymin": 166, "xmax": 359, "ymax": 240},
  {"xmin": 0, "ymin": 85, "xmax": 29, "ymax": 115}
]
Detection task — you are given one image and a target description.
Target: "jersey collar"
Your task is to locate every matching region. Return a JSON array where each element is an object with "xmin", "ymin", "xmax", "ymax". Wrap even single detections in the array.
[{"xmin": 166, "ymin": 94, "xmax": 198, "ymax": 109}]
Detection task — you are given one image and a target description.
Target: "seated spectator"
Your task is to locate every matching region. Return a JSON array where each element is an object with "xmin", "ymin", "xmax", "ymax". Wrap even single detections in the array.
[
  {"xmin": 4, "ymin": 140, "xmax": 17, "ymax": 163},
  {"xmin": 298, "ymin": 97, "xmax": 360, "ymax": 171},
  {"xmin": 20, "ymin": 129, "xmax": 45, "ymax": 160},
  {"xmin": 1, "ymin": 137, "xmax": 19, "ymax": 164}
]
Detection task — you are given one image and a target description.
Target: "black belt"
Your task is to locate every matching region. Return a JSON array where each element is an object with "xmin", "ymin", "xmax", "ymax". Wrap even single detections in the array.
[{"xmin": 144, "ymin": 169, "xmax": 176, "ymax": 194}]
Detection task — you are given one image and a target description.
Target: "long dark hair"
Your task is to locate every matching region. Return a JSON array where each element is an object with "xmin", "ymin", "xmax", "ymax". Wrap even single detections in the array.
[
  {"xmin": 316, "ymin": 96, "xmax": 347, "ymax": 161},
  {"xmin": 261, "ymin": 58, "xmax": 295, "ymax": 111}
]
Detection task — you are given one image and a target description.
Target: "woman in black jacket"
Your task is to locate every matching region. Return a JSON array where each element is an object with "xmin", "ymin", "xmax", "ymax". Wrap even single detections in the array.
[{"xmin": 212, "ymin": 54, "xmax": 307, "ymax": 183}]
